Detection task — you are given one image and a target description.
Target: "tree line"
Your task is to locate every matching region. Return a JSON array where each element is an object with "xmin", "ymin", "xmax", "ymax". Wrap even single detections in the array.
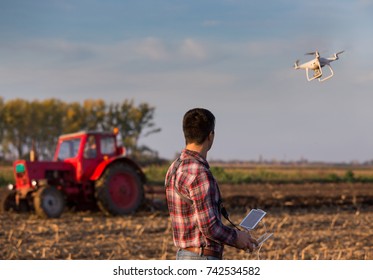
[{"xmin": 0, "ymin": 97, "xmax": 161, "ymax": 162}]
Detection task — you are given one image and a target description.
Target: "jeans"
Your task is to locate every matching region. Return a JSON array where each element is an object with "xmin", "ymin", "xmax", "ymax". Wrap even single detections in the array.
[{"xmin": 176, "ymin": 249, "xmax": 222, "ymax": 260}]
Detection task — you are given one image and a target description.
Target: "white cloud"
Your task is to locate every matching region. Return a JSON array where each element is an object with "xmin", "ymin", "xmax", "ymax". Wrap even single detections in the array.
[
  {"xmin": 0, "ymin": 36, "xmax": 237, "ymax": 100},
  {"xmin": 179, "ymin": 38, "xmax": 208, "ymax": 60},
  {"xmin": 87, "ymin": 37, "xmax": 209, "ymax": 63},
  {"xmin": 133, "ymin": 37, "xmax": 169, "ymax": 61}
]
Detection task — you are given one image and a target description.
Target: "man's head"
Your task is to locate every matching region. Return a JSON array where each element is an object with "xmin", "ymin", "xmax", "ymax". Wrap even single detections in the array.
[{"xmin": 183, "ymin": 108, "xmax": 215, "ymax": 146}]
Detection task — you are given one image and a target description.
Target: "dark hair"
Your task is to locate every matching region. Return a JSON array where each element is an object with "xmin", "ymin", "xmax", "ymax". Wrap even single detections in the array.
[{"xmin": 183, "ymin": 108, "xmax": 215, "ymax": 145}]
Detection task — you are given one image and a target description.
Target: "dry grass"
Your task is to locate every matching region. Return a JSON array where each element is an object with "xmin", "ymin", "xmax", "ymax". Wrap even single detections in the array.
[
  {"xmin": 0, "ymin": 183, "xmax": 372, "ymax": 260},
  {"xmin": 0, "ymin": 211, "xmax": 172, "ymax": 260},
  {"xmin": 224, "ymin": 209, "xmax": 372, "ymax": 260}
]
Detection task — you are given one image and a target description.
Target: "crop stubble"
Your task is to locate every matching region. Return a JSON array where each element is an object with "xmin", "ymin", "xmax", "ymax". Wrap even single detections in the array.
[{"xmin": 0, "ymin": 183, "xmax": 372, "ymax": 260}]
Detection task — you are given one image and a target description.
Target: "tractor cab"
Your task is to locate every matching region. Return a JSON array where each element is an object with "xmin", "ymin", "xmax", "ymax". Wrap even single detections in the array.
[{"xmin": 54, "ymin": 131, "xmax": 125, "ymax": 182}]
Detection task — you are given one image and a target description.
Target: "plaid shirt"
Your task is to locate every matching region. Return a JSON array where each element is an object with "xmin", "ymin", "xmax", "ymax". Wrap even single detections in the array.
[{"xmin": 165, "ymin": 149, "xmax": 237, "ymax": 253}]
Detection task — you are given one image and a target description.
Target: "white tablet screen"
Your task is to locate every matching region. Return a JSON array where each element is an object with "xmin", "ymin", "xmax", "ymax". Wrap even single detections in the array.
[{"xmin": 239, "ymin": 209, "xmax": 266, "ymax": 230}]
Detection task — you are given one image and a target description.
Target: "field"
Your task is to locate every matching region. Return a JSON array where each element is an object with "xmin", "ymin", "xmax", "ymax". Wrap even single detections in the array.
[{"xmin": 0, "ymin": 182, "xmax": 372, "ymax": 260}]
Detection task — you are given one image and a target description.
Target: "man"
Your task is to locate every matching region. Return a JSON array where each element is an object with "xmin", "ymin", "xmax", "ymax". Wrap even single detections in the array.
[{"xmin": 165, "ymin": 108, "xmax": 257, "ymax": 260}]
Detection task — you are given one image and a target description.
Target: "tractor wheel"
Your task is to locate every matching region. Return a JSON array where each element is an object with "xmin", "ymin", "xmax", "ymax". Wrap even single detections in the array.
[
  {"xmin": 95, "ymin": 164, "xmax": 144, "ymax": 216},
  {"xmin": 34, "ymin": 186, "xmax": 65, "ymax": 218},
  {"xmin": 0, "ymin": 189, "xmax": 17, "ymax": 213}
]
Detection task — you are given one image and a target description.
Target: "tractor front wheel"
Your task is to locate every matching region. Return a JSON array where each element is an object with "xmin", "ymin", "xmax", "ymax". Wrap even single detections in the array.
[
  {"xmin": 34, "ymin": 186, "xmax": 65, "ymax": 218},
  {"xmin": 95, "ymin": 164, "xmax": 144, "ymax": 216},
  {"xmin": 0, "ymin": 189, "xmax": 32, "ymax": 213},
  {"xmin": 0, "ymin": 189, "xmax": 17, "ymax": 213}
]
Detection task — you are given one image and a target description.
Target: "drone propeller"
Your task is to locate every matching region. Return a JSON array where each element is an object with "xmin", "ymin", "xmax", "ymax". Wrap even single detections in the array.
[
  {"xmin": 294, "ymin": 59, "xmax": 300, "ymax": 69},
  {"xmin": 305, "ymin": 51, "xmax": 320, "ymax": 58}
]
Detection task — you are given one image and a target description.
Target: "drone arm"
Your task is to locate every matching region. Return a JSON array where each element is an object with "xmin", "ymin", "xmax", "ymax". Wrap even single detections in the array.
[
  {"xmin": 327, "ymin": 55, "xmax": 338, "ymax": 61},
  {"xmin": 328, "ymin": 51, "xmax": 344, "ymax": 61}
]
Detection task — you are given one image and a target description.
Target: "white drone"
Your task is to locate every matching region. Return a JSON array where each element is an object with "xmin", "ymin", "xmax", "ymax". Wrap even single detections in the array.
[{"xmin": 294, "ymin": 50, "xmax": 344, "ymax": 82}]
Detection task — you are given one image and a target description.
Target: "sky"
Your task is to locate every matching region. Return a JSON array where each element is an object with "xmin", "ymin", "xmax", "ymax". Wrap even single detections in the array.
[{"xmin": 1, "ymin": 0, "xmax": 373, "ymax": 163}]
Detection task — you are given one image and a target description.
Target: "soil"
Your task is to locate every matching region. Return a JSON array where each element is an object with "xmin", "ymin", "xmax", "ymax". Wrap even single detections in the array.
[{"xmin": 0, "ymin": 183, "xmax": 372, "ymax": 260}]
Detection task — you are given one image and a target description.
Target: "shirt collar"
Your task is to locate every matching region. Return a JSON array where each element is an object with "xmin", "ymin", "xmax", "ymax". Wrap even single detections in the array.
[{"xmin": 181, "ymin": 148, "xmax": 210, "ymax": 169}]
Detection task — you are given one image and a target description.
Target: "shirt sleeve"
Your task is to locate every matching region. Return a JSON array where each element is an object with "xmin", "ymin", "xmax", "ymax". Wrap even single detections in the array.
[{"xmin": 189, "ymin": 170, "xmax": 237, "ymax": 247}]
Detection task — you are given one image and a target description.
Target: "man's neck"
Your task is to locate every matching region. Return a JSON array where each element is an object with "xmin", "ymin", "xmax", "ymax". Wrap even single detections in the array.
[{"xmin": 185, "ymin": 143, "xmax": 208, "ymax": 159}]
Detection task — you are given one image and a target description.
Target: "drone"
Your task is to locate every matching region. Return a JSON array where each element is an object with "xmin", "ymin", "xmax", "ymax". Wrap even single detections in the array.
[{"xmin": 294, "ymin": 50, "xmax": 344, "ymax": 82}]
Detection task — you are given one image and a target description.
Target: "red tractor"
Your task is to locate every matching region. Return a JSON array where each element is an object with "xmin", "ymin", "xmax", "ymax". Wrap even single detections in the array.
[{"xmin": 0, "ymin": 130, "xmax": 145, "ymax": 218}]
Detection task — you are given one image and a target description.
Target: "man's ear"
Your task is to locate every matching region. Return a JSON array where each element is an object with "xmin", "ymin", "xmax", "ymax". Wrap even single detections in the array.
[{"xmin": 208, "ymin": 130, "xmax": 215, "ymax": 141}]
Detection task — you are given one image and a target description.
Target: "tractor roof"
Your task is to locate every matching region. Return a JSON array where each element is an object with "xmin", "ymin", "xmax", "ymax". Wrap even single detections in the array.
[{"xmin": 59, "ymin": 130, "xmax": 115, "ymax": 139}]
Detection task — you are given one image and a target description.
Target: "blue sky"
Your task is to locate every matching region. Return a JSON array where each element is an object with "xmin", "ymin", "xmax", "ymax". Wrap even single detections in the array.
[{"xmin": 1, "ymin": 0, "xmax": 373, "ymax": 162}]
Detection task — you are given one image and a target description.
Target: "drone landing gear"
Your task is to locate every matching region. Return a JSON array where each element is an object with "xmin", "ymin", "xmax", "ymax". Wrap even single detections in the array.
[
  {"xmin": 314, "ymin": 69, "xmax": 321, "ymax": 78},
  {"xmin": 306, "ymin": 65, "xmax": 334, "ymax": 82},
  {"xmin": 317, "ymin": 65, "xmax": 334, "ymax": 82},
  {"xmin": 306, "ymin": 67, "xmax": 322, "ymax": 81}
]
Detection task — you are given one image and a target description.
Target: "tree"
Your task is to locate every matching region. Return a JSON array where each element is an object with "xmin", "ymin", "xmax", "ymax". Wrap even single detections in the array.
[
  {"xmin": 115, "ymin": 100, "xmax": 161, "ymax": 160},
  {"xmin": 0, "ymin": 97, "xmax": 161, "ymax": 161},
  {"xmin": 0, "ymin": 97, "xmax": 4, "ymax": 158},
  {"xmin": 63, "ymin": 102, "xmax": 86, "ymax": 133},
  {"xmin": 2, "ymin": 99, "xmax": 31, "ymax": 158},
  {"xmin": 33, "ymin": 99, "xmax": 67, "ymax": 159},
  {"xmin": 82, "ymin": 99, "xmax": 106, "ymax": 131},
  {"xmin": 127, "ymin": 102, "xmax": 161, "ymax": 159},
  {"xmin": 0, "ymin": 97, "xmax": 4, "ymax": 142},
  {"xmin": 101, "ymin": 100, "xmax": 162, "ymax": 160}
]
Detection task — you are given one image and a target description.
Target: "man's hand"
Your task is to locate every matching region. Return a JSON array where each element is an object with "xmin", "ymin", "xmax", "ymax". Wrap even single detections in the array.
[{"xmin": 235, "ymin": 230, "xmax": 258, "ymax": 252}]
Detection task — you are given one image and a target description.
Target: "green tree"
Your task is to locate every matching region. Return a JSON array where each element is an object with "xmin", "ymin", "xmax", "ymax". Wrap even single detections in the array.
[
  {"xmin": 128, "ymin": 102, "xmax": 161, "ymax": 159},
  {"xmin": 63, "ymin": 102, "xmax": 86, "ymax": 133},
  {"xmin": 82, "ymin": 99, "xmax": 106, "ymax": 130},
  {"xmin": 0, "ymin": 97, "xmax": 4, "ymax": 140},
  {"xmin": 0, "ymin": 97, "xmax": 4, "ymax": 158},
  {"xmin": 2, "ymin": 99, "xmax": 31, "ymax": 158},
  {"xmin": 0, "ymin": 97, "xmax": 161, "ymax": 161},
  {"xmin": 34, "ymin": 99, "xmax": 67, "ymax": 159},
  {"xmin": 111, "ymin": 100, "xmax": 161, "ymax": 159}
]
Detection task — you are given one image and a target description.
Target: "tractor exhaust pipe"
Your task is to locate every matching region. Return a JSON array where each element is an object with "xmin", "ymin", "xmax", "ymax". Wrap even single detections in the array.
[{"xmin": 30, "ymin": 141, "xmax": 38, "ymax": 162}]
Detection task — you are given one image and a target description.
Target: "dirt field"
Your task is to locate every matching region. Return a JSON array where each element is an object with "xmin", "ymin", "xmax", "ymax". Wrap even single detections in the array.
[{"xmin": 0, "ymin": 183, "xmax": 372, "ymax": 260}]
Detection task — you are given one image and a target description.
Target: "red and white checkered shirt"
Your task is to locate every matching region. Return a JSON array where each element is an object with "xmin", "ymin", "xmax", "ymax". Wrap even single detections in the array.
[{"xmin": 165, "ymin": 149, "xmax": 237, "ymax": 253}]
